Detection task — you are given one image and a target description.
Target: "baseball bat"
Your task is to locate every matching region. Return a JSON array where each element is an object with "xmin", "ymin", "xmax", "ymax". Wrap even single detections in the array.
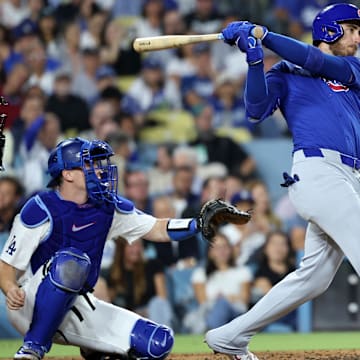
[{"xmin": 133, "ymin": 26, "xmax": 264, "ymax": 52}]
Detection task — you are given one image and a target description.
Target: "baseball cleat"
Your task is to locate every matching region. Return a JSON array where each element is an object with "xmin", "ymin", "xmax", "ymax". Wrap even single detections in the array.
[{"xmin": 14, "ymin": 341, "xmax": 46, "ymax": 360}]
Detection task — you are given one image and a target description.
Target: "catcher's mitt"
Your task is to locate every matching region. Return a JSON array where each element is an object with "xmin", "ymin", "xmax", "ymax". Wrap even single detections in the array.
[{"xmin": 197, "ymin": 199, "xmax": 251, "ymax": 242}]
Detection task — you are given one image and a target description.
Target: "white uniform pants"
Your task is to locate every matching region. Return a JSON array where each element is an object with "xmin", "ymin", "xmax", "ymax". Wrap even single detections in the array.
[
  {"xmin": 206, "ymin": 149, "xmax": 360, "ymax": 355},
  {"xmin": 8, "ymin": 265, "xmax": 141, "ymax": 355}
]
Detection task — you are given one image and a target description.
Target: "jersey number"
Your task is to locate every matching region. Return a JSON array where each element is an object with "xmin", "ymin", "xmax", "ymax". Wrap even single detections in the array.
[{"xmin": 5, "ymin": 236, "xmax": 16, "ymax": 256}]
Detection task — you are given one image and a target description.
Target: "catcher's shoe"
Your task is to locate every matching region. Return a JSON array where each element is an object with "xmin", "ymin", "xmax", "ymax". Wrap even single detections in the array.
[{"xmin": 14, "ymin": 341, "xmax": 46, "ymax": 360}]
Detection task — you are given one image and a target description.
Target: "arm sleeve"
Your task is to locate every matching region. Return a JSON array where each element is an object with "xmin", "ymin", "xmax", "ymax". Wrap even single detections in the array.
[
  {"xmin": 245, "ymin": 63, "xmax": 286, "ymax": 122},
  {"xmin": 263, "ymin": 32, "xmax": 355, "ymax": 83}
]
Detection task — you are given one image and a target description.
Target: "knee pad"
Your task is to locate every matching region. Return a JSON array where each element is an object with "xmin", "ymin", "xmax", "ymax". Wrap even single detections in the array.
[
  {"xmin": 49, "ymin": 247, "xmax": 91, "ymax": 292},
  {"xmin": 129, "ymin": 319, "xmax": 174, "ymax": 359}
]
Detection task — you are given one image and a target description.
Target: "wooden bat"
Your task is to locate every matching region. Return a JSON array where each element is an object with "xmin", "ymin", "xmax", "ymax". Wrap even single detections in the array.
[{"xmin": 133, "ymin": 26, "xmax": 265, "ymax": 53}]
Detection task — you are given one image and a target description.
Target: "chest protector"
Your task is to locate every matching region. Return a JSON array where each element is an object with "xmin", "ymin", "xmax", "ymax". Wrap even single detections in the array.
[{"xmin": 22, "ymin": 191, "xmax": 115, "ymax": 289}]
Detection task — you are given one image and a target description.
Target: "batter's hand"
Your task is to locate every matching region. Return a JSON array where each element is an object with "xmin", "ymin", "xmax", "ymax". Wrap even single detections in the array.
[
  {"xmin": 6, "ymin": 285, "xmax": 25, "ymax": 310},
  {"xmin": 221, "ymin": 21, "xmax": 254, "ymax": 46},
  {"xmin": 237, "ymin": 36, "xmax": 264, "ymax": 66}
]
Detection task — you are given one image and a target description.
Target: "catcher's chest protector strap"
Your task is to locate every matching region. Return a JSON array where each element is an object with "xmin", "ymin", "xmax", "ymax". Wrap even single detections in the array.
[{"xmin": 167, "ymin": 218, "xmax": 199, "ymax": 241}]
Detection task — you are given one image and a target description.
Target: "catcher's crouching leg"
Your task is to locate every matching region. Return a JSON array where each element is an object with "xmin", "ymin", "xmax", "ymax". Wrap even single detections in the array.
[{"xmin": 128, "ymin": 319, "xmax": 174, "ymax": 360}]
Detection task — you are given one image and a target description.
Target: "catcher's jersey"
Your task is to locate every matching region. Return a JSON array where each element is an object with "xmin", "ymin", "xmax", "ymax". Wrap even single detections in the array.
[
  {"xmin": 256, "ymin": 57, "xmax": 360, "ymax": 158},
  {"xmin": 0, "ymin": 192, "xmax": 156, "ymax": 284}
]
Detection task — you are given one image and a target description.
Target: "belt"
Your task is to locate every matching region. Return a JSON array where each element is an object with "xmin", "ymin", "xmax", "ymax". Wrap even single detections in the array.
[{"xmin": 298, "ymin": 148, "xmax": 360, "ymax": 170}]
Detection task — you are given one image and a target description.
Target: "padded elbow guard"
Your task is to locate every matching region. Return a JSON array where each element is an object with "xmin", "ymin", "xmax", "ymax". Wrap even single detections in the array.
[{"xmin": 129, "ymin": 319, "xmax": 174, "ymax": 359}]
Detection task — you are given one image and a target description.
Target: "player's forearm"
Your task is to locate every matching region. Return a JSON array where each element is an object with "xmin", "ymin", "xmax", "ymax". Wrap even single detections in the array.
[
  {"xmin": 244, "ymin": 63, "xmax": 273, "ymax": 120},
  {"xmin": 0, "ymin": 260, "xmax": 18, "ymax": 295},
  {"xmin": 263, "ymin": 32, "xmax": 353, "ymax": 83},
  {"xmin": 145, "ymin": 218, "xmax": 199, "ymax": 242}
]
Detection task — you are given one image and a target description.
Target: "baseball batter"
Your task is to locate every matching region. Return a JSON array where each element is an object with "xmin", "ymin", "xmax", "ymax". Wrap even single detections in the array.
[
  {"xmin": 205, "ymin": 3, "xmax": 360, "ymax": 360},
  {"xmin": 0, "ymin": 137, "xmax": 204, "ymax": 360}
]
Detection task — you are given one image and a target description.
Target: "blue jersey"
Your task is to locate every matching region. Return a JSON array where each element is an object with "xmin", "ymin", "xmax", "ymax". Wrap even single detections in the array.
[{"xmin": 256, "ymin": 57, "xmax": 360, "ymax": 158}]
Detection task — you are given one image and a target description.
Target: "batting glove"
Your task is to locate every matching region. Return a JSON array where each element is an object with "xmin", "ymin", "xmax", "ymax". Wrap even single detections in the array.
[
  {"xmin": 221, "ymin": 21, "xmax": 254, "ymax": 46},
  {"xmin": 236, "ymin": 36, "xmax": 264, "ymax": 66}
]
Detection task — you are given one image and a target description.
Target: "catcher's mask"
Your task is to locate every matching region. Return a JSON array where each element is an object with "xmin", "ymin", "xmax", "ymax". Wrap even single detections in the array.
[
  {"xmin": 47, "ymin": 137, "xmax": 118, "ymax": 203},
  {"xmin": 312, "ymin": 3, "xmax": 360, "ymax": 44}
]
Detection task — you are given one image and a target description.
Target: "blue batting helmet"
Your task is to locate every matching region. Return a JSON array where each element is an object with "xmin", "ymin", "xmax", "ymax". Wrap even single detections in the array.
[
  {"xmin": 312, "ymin": 3, "xmax": 360, "ymax": 43},
  {"xmin": 47, "ymin": 137, "xmax": 118, "ymax": 203}
]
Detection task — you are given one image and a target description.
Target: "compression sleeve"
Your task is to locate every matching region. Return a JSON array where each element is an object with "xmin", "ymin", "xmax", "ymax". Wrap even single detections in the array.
[
  {"xmin": 263, "ymin": 32, "xmax": 354, "ymax": 83},
  {"xmin": 245, "ymin": 62, "xmax": 283, "ymax": 121}
]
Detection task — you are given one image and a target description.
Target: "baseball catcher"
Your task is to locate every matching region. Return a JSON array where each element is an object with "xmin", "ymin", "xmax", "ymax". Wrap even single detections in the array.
[{"xmin": 0, "ymin": 137, "xmax": 251, "ymax": 360}]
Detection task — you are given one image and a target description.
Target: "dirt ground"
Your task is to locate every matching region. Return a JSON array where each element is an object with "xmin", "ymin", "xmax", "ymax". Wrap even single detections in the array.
[{"xmin": 5, "ymin": 351, "xmax": 360, "ymax": 360}]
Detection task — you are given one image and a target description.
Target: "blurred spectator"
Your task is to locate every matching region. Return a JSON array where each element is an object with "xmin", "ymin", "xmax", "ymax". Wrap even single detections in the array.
[
  {"xmin": 168, "ymin": 165, "xmax": 199, "ymax": 218},
  {"xmin": 223, "ymin": 173, "xmax": 244, "ymax": 203},
  {"xmin": 37, "ymin": 5, "xmax": 60, "ymax": 59},
  {"xmin": 100, "ymin": 19, "xmax": 141, "ymax": 76},
  {"xmin": 17, "ymin": 112, "xmax": 62, "ymax": 195},
  {"xmin": 72, "ymin": 47, "xmax": 101, "ymax": 104},
  {"xmin": 172, "ymin": 145, "xmax": 202, "ymax": 195},
  {"xmin": 95, "ymin": 64, "xmax": 117, "ymax": 93},
  {"xmin": 208, "ymin": 71, "xmax": 253, "ymax": 133},
  {"xmin": 180, "ymin": 42, "xmax": 216, "ymax": 111},
  {"xmin": 0, "ymin": 0, "xmax": 30, "ymax": 29},
  {"xmin": 11, "ymin": 93, "xmax": 45, "ymax": 156},
  {"xmin": 45, "ymin": 68, "xmax": 89, "ymax": 135},
  {"xmin": 184, "ymin": 232, "xmax": 252, "ymax": 333},
  {"xmin": 97, "ymin": 237, "xmax": 173, "ymax": 327},
  {"xmin": 274, "ymin": 193, "xmax": 306, "ymax": 252},
  {"xmin": 224, "ymin": 181, "xmax": 283, "ymax": 269},
  {"xmin": 148, "ymin": 143, "xmax": 174, "ymax": 195},
  {"xmin": 111, "ymin": 0, "xmax": 143, "ymax": 17},
  {"xmin": 57, "ymin": 21, "xmax": 82, "ymax": 73},
  {"xmin": 127, "ymin": 56, "xmax": 181, "ymax": 113},
  {"xmin": 24, "ymin": 37, "xmax": 56, "ymax": 95},
  {"xmin": 0, "ymin": 175, "xmax": 24, "ymax": 241},
  {"xmin": 0, "ymin": 63, "xmax": 30, "ymax": 128},
  {"xmin": 221, "ymin": 190, "xmax": 263, "ymax": 269},
  {"xmin": 27, "ymin": 0, "xmax": 45, "ymax": 23},
  {"xmin": 134, "ymin": 0, "xmax": 164, "ymax": 38},
  {"xmin": 79, "ymin": 99, "xmax": 118, "ymax": 141},
  {"xmin": 116, "ymin": 111, "xmax": 141, "ymax": 140},
  {"xmin": 251, "ymin": 230, "xmax": 297, "ymax": 332},
  {"xmin": 189, "ymin": 105, "xmax": 257, "ymax": 180},
  {"xmin": 148, "ymin": 7, "xmax": 187, "ymax": 65},
  {"xmin": 184, "ymin": 0, "xmax": 224, "ymax": 34},
  {"xmin": 79, "ymin": 8, "xmax": 108, "ymax": 50},
  {"xmin": 165, "ymin": 44, "xmax": 197, "ymax": 87},
  {"xmin": 124, "ymin": 169, "xmax": 152, "ymax": 214}
]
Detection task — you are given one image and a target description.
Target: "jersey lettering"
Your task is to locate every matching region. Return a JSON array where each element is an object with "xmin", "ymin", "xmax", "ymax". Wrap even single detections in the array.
[
  {"xmin": 322, "ymin": 78, "xmax": 349, "ymax": 92},
  {"xmin": 5, "ymin": 236, "xmax": 16, "ymax": 256}
]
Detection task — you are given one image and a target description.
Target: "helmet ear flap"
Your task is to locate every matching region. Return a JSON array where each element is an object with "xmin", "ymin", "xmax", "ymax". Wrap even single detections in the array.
[{"xmin": 312, "ymin": 3, "xmax": 360, "ymax": 43}]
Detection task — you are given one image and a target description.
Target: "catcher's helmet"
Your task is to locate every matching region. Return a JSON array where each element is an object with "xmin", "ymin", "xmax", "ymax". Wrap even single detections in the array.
[
  {"xmin": 312, "ymin": 3, "xmax": 360, "ymax": 43},
  {"xmin": 47, "ymin": 137, "xmax": 118, "ymax": 203}
]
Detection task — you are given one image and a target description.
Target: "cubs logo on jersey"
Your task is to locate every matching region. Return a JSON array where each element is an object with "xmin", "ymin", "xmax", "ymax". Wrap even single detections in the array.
[{"xmin": 322, "ymin": 78, "xmax": 349, "ymax": 92}]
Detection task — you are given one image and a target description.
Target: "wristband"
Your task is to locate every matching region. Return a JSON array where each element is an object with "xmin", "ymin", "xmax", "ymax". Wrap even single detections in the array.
[{"xmin": 167, "ymin": 218, "xmax": 199, "ymax": 241}]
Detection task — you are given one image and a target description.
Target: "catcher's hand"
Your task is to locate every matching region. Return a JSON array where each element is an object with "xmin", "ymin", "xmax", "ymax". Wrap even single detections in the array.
[{"xmin": 197, "ymin": 199, "xmax": 251, "ymax": 242}]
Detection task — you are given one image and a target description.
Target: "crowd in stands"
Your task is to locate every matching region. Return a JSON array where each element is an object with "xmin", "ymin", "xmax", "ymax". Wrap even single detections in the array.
[{"xmin": 2, "ymin": 0, "xmax": 355, "ymax": 337}]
